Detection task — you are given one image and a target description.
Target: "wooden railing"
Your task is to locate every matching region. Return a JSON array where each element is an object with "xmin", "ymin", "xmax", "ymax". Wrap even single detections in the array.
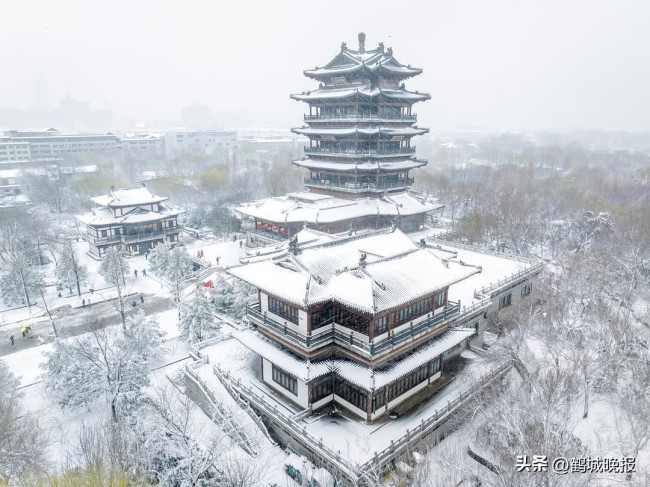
[
  {"xmin": 246, "ymin": 301, "xmax": 462, "ymax": 357},
  {"xmin": 358, "ymin": 360, "xmax": 513, "ymax": 473}
]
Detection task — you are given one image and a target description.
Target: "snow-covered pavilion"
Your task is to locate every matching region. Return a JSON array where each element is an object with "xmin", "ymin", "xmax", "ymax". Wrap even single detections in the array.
[
  {"xmin": 237, "ymin": 33, "xmax": 442, "ymax": 244},
  {"xmin": 228, "ymin": 228, "xmax": 541, "ymax": 422},
  {"xmin": 75, "ymin": 186, "xmax": 184, "ymax": 258}
]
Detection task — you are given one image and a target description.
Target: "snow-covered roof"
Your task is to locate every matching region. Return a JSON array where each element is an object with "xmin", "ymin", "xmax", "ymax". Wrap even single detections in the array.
[
  {"xmin": 292, "ymin": 127, "xmax": 428, "ymax": 137},
  {"xmin": 0, "ymin": 169, "xmax": 22, "ymax": 178},
  {"xmin": 75, "ymin": 202, "xmax": 184, "ymax": 226},
  {"xmin": 303, "ymin": 40, "xmax": 422, "ymax": 82},
  {"xmin": 236, "ymin": 191, "xmax": 442, "ymax": 225},
  {"xmin": 293, "ymin": 158, "xmax": 425, "ymax": 173},
  {"xmin": 91, "ymin": 187, "xmax": 168, "ymax": 207},
  {"xmin": 229, "ymin": 229, "xmax": 479, "ymax": 313},
  {"xmin": 234, "ymin": 327, "xmax": 475, "ymax": 390},
  {"xmin": 291, "ymin": 85, "xmax": 430, "ymax": 103}
]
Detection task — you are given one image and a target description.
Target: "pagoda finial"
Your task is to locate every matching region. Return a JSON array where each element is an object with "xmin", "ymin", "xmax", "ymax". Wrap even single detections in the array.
[{"xmin": 358, "ymin": 32, "xmax": 366, "ymax": 54}]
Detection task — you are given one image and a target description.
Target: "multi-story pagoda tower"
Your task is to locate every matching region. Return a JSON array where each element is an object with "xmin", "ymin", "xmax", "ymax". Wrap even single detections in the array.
[
  {"xmin": 237, "ymin": 34, "xmax": 441, "ymax": 242},
  {"xmin": 291, "ymin": 32, "xmax": 430, "ymax": 198}
]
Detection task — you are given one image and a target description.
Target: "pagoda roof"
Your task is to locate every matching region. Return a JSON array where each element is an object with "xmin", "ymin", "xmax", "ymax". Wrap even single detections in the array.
[
  {"xmin": 236, "ymin": 191, "xmax": 442, "ymax": 225},
  {"xmin": 75, "ymin": 203, "xmax": 184, "ymax": 227},
  {"xmin": 303, "ymin": 38, "xmax": 423, "ymax": 82},
  {"xmin": 293, "ymin": 158, "xmax": 426, "ymax": 173},
  {"xmin": 233, "ymin": 327, "xmax": 475, "ymax": 389},
  {"xmin": 292, "ymin": 126, "xmax": 428, "ymax": 137},
  {"xmin": 228, "ymin": 229, "xmax": 478, "ymax": 314},
  {"xmin": 291, "ymin": 85, "xmax": 430, "ymax": 103},
  {"xmin": 91, "ymin": 187, "xmax": 168, "ymax": 208}
]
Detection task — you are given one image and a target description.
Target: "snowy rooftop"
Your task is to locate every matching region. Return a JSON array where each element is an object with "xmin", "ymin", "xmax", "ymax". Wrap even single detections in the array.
[
  {"xmin": 91, "ymin": 187, "xmax": 168, "ymax": 207},
  {"xmin": 233, "ymin": 327, "xmax": 474, "ymax": 390},
  {"xmin": 291, "ymin": 84, "xmax": 430, "ymax": 103},
  {"xmin": 424, "ymin": 240, "xmax": 535, "ymax": 308},
  {"xmin": 293, "ymin": 158, "xmax": 425, "ymax": 173},
  {"xmin": 292, "ymin": 127, "xmax": 428, "ymax": 137},
  {"xmin": 76, "ymin": 202, "xmax": 184, "ymax": 226},
  {"xmin": 229, "ymin": 229, "xmax": 479, "ymax": 313},
  {"xmin": 236, "ymin": 191, "xmax": 442, "ymax": 224},
  {"xmin": 303, "ymin": 39, "xmax": 423, "ymax": 81}
]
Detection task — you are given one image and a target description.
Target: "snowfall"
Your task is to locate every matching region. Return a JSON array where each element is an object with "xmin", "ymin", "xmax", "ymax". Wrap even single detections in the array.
[{"xmin": 2, "ymin": 228, "xmax": 648, "ymax": 485}]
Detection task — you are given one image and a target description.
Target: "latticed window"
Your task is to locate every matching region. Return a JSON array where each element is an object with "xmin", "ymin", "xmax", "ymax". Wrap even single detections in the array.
[
  {"xmin": 268, "ymin": 296, "xmax": 299, "ymax": 324},
  {"xmin": 521, "ymin": 283, "xmax": 533, "ymax": 297},
  {"xmin": 271, "ymin": 365, "xmax": 297, "ymax": 395},
  {"xmin": 499, "ymin": 293, "xmax": 512, "ymax": 310},
  {"xmin": 374, "ymin": 316, "xmax": 388, "ymax": 336}
]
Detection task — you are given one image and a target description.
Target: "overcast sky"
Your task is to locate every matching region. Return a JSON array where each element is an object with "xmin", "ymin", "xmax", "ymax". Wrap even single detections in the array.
[{"xmin": 2, "ymin": 0, "xmax": 649, "ymax": 131}]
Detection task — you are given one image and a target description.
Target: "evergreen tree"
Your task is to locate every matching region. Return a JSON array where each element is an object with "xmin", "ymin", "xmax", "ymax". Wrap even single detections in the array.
[{"xmin": 179, "ymin": 290, "xmax": 219, "ymax": 343}]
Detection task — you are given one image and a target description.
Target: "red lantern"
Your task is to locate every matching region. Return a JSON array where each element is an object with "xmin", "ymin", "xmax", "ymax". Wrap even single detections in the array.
[
  {"xmin": 279, "ymin": 227, "xmax": 287, "ymax": 234},
  {"xmin": 272, "ymin": 225, "xmax": 279, "ymax": 232},
  {"xmin": 257, "ymin": 221, "xmax": 263, "ymax": 227}
]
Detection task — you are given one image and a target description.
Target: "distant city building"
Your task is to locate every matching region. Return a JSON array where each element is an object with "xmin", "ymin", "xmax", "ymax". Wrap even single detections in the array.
[
  {"xmin": 164, "ymin": 129, "xmax": 237, "ymax": 158},
  {"xmin": 75, "ymin": 186, "xmax": 184, "ymax": 258},
  {"xmin": 0, "ymin": 141, "xmax": 31, "ymax": 200},
  {"xmin": 238, "ymin": 34, "xmax": 441, "ymax": 243},
  {"xmin": 122, "ymin": 134, "xmax": 165, "ymax": 155},
  {"xmin": 239, "ymin": 136, "xmax": 295, "ymax": 154},
  {"xmin": 2, "ymin": 128, "xmax": 121, "ymax": 160}
]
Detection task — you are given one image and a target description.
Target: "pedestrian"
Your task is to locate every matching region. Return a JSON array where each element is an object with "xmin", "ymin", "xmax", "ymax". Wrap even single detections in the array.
[
  {"xmin": 68, "ymin": 286, "xmax": 72, "ymax": 294},
  {"xmin": 134, "ymin": 269, "xmax": 138, "ymax": 278},
  {"xmin": 82, "ymin": 298, "xmax": 86, "ymax": 308},
  {"xmin": 142, "ymin": 268, "xmax": 147, "ymax": 277},
  {"xmin": 200, "ymin": 249, "xmax": 204, "ymax": 258},
  {"xmin": 90, "ymin": 288, "xmax": 94, "ymax": 295},
  {"xmin": 57, "ymin": 292, "xmax": 62, "ymax": 298},
  {"xmin": 88, "ymin": 298, "xmax": 91, "ymax": 307},
  {"xmin": 216, "ymin": 256, "xmax": 221, "ymax": 265},
  {"xmin": 37, "ymin": 335, "xmax": 45, "ymax": 345},
  {"xmin": 140, "ymin": 295, "xmax": 144, "ymax": 304},
  {"xmin": 239, "ymin": 240, "xmax": 243, "ymax": 248},
  {"xmin": 145, "ymin": 250, "xmax": 149, "ymax": 261},
  {"xmin": 9, "ymin": 335, "xmax": 14, "ymax": 347},
  {"xmin": 21, "ymin": 325, "xmax": 27, "ymax": 339}
]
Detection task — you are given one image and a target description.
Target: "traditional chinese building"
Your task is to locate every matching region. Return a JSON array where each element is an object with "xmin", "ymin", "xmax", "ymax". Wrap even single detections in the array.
[
  {"xmin": 238, "ymin": 33, "xmax": 441, "ymax": 243},
  {"xmin": 76, "ymin": 186, "xmax": 184, "ymax": 258},
  {"xmin": 228, "ymin": 228, "xmax": 542, "ymax": 422}
]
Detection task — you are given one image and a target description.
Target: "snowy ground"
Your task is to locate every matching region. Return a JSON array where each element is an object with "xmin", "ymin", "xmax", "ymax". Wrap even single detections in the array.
[
  {"xmin": 0, "ymin": 235, "xmax": 334, "ymax": 485},
  {"xmin": 198, "ymin": 337, "xmax": 492, "ymax": 465}
]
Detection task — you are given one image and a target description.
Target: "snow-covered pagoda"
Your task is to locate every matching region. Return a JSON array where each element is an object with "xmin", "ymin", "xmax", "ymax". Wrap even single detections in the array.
[
  {"xmin": 238, "ymin": 33, "xmax": 441, "ymax": 242},
  {"xmin": 76, "ymin": 186, "xmax": 184, "ymax": 258},
  {"xmin": 229, "ymin": 229, "xmax": 504, "ymax": 422}
]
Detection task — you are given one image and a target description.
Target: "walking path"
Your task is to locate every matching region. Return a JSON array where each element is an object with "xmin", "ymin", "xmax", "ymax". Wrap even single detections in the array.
[{"xmin": 0, "ymin": 294, "xmax": 176, "ymax": 357}]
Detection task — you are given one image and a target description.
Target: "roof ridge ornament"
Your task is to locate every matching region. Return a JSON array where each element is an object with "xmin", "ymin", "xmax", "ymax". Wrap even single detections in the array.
[
  {"xmin": 341, "ymin": 41, "xmax": 347, "ymax": 51},
  {"xmin": 358, "ymin": 32, "xmax": 366, "ymax": 54}
]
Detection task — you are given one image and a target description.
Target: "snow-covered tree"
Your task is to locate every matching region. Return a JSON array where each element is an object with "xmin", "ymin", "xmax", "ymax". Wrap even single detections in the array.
[
  {"xmin": 99, "ymin": 247, "xmax": 130, "ymax": 328},
  {"xmin": 210, "ymin": 274, "xmax": 255, "ymax": 319},
  {"xmin": 179, "ymin": 289, "xmax": 219, "ymax": 343},
  {"xmin": 0, "ymin": 360, "xmax": 20, "ymax": 402},
  {"xmin": 0, "ymin": 365, "xmax": 49, "ymax": 483},
  {"xmin": 44, "ymin": 311, "xmax": 164, "ymax": 422},
  {"xmin": 55, "ymin": 239, "xmax": 89, "ymax": 297},
  {"xmin": 149, "ymin": 242, "xmax": 194, "ymax": 305},
  {"xmin": 132, "ymin": 386, "xmax": 225, "ymax": 486},
  {"xmin": 0, "ymin": 224, "xmax": 45, "ymax": 309}
]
